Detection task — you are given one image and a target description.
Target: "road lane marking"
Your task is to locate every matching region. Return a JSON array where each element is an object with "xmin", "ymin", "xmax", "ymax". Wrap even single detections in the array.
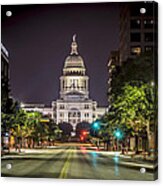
[
  {"xmin": 59, "ymin": 149, "xmax": 73, "ymax": 178},
  {"xmin": 59, "ymin": 148, "xmax": 74, "ymax": 178}
]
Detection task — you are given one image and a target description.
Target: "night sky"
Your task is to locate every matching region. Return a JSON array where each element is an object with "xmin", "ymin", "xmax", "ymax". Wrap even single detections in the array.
[{"xmin": 1, "ymin": 3, "xmax": 119, "ymax": 106}]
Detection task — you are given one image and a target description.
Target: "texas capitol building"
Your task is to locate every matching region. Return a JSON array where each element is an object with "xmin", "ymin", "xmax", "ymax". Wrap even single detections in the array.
[{"xmin": 22, "ymin": 35, "xmax": 107, "ymax": 133}]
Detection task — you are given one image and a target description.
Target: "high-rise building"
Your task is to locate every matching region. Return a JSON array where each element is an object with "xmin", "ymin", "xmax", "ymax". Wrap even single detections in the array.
[
  {"xmin": 107, "ymin": 2, "xmax": 158, "ymax": 106},
  {"xmin": 107, "ymin": 50, "xmax": 120, "ymax": 107},
  {"xmin": 1, "ymin": 43, "xmax": 10, "ymax": 111},
  {"xmin": 52, "ymin": 35, "xmax": 107, "ymax": 132},
  {"xmin": 107, "ymin": 2, "xmax": 158, "ymax": 150},
  {"xmin": 1, "ymin": 43, "xmax": 11, "ymax": 148},
  {"xmin": 119, "ymin": 2, "xmax": 158, "ymax": 64}
]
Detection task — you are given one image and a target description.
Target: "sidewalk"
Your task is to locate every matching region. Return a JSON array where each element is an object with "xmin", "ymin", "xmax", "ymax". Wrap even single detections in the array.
[
  {"xmin": 80, "ymin": 142, "xmax": 157, "ymax": 168},
  {"xmin": 86, "ymin": 145, "xmax": 157, "ymax": 159},
  {"xmin": 84, "ymin": 146, "xmax": 157, "ymax": 171},
  {"xmin": 1, "ymin": 146, "xmax": 59, "ymax": 157}
]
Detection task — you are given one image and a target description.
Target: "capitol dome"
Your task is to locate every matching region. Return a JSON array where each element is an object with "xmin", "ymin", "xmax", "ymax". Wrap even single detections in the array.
[
  {"xmin": 63, "ymin": 34, "xmax": 86, "ymax": 75},
  {"xmin": 64, "ymin": 55, "xmax": 85, "ymax": 69}
]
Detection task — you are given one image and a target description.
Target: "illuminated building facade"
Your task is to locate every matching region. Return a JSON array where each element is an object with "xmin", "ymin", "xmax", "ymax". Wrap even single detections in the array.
[{"xmin": 52, "ymin": 35, "xmax": 106, "ymax": 132}]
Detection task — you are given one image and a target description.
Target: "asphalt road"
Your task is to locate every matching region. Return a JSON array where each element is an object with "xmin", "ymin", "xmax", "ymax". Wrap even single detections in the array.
[{"xmin": 1, "ymin": 145, "xmax": 156, "ymax": 180}]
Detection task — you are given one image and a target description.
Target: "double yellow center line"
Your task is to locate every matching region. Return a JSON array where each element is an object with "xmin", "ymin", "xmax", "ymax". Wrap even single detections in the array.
[{"xmin": 59, "ymin": 148, "xmax": 74, "ymax": 178}]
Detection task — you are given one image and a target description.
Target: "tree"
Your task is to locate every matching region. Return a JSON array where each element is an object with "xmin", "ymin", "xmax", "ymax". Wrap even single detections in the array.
[
  {"xmin": 107, "ymin": 52, "xmax": 157, "ymax": 153},
  {"xmin": 58, "ymin": 122, "xmax": 73, "ymax": 141},
  {"xmin": 11, "ymin": 109, "xmax": 27, "ymax": 152},
  {"xmin": 109, "ymin": 81, "xmax": 156, "ymax": 153},
  {"xmin": 111, "ymin": 52, "xmax": 156, "ymax": 98},
  {"xmin": 76, "ymin": 122, "xmax": 90, "ymax": 137},
  {"xmin": 47, "ymin": 120, "xmax": 61, "ymax": 146},
  {"xmin": 99, "ymin": 112, "xmax": 116, "ymax": 151},
  {"xmin": 1, "ymin": 100, "xmax": 19, "ymax": 132}
]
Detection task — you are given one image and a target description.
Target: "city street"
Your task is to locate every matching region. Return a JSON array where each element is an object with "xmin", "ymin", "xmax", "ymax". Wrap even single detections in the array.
[
  {"xmin": 1, "ymin": 2, "xmax": 158, "ymax": 184},
  {"xmin": 1, "ymin": 144, "xmax": 156, "ymax": 180}
]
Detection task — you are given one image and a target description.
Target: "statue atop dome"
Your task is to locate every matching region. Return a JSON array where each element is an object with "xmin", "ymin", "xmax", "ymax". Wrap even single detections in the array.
[
  {"xmin": 64, "ymin": 35, "xmax": 85, "ymax": 70},
  {"xmin": 73, "ymin": 34, "xmax": 76, "ymax": 42},
  {"xmin": 71, "ymin": 34, "xmax": 78, "ymax": 55}
]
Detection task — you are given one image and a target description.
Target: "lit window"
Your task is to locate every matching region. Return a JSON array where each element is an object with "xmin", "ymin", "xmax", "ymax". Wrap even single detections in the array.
[
  {"xmin": 131, "ymin": 46, "xmax": 141, "ymax": 55},
  {"xmin": 111, "ymin": 65, "xmax": 115, "ymax": 69}
]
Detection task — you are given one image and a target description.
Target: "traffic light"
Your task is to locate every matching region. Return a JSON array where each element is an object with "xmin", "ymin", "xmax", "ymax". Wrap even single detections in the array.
[
  {"xmin": 82, "ymin": 131, "xmax": 87, "ymax": 136},
  {"xmin": 80, "ymin": 136, "xmax": 84, "ymax": 141},
  {"xmin": 114, "ymin": 129, "xmax": 123, "ymax": 139},
  {"xmin": 92, "ymin": 121, "xmax": 100, "ymax": 130}
]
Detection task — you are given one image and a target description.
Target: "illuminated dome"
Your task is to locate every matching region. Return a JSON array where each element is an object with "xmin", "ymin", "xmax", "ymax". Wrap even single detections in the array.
[
  {"xmin": 60, "ymin": 34, "xmax": 89, "ymax": 100},
  {"xmin": 64, "ymin": 55, "xmax": 85, "ymax": 69},
  {"xmin": 63, "ymin": 34, "xmax": 86, "ymax": 75}
]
